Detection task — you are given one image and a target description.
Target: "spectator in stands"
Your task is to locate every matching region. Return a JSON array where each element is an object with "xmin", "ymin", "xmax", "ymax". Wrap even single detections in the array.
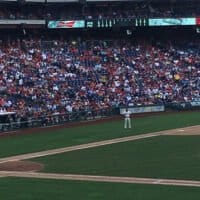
[{"xmin": 0, "ymin": 36, "xmax": 199, "ymax": 123}]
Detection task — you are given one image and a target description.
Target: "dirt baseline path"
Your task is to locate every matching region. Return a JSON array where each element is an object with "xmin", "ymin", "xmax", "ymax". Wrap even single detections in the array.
[
  {"xmin": 0, "ymin": 125, "xmax": 200, "ymax": 187},
  {"xmin": 1, "ymin": 171, "xmax": 200, "ymax": 188},
  {"xmin": 1, "ymin": 125, "xmax": 200, "ymax": 164}
]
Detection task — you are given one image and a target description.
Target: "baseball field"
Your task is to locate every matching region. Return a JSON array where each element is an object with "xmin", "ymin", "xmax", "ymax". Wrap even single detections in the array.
[{"xmin": 0, "ymin": 111, "xmax": 200, "ymax": 199}]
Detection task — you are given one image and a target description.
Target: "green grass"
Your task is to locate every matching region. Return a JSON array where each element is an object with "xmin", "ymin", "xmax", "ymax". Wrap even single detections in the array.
[
  {"xmin": 1, "ymin": 177, "xmax": 200, "ymax": 200},
  {"xmin": 0, "ymin": 112, "xmax": 199, "ymax": 199},
  {"xmin": 0, "ymin": 111, "xmax": 199, "ymax": 158},
  {"xmin": 33, "ymin": 135, "xmax": 200, "ymax": 180}
]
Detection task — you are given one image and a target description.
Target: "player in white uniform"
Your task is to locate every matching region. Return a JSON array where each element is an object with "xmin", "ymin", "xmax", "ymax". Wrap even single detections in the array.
[{"xmin": 123, "ymin": 108, "xmax": 132, "ymax": 129}]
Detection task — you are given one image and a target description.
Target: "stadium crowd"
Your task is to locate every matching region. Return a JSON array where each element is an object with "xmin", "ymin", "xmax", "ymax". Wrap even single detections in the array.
[
  {"xmin": 0, "ymin": 6, "xmax": 44, "ymax": 20},
  {"xmin": 0, "ymin": 37, "xmax": 199, "ymax": 121},
  {"xmin": 0, "ymin": 2, "xmax": 199, "ymax": 20}
]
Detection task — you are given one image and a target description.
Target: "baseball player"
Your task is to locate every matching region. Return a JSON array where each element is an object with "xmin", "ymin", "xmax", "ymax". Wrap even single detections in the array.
[{"xmin": 123, "ymin": 108, "xmax": 132, "ymax": 129}]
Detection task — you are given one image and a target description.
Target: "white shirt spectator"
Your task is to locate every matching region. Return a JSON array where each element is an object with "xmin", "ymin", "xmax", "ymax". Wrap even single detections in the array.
[{"xmin": 66, "ymin": 104, "xmax": 73, "ymax": 113}]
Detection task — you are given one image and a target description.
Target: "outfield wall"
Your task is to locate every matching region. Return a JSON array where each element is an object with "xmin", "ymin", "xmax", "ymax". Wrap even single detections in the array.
[{"xmin": 0, "ymin": 102, "xmax": 199, "ymax": 133}]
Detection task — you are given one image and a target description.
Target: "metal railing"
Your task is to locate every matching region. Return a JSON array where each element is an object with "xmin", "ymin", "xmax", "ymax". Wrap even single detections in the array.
[
  {"xmin": 1, "ymin": 101, "xmax": 199, "ymax": 133},
  {"xmin": 0, "ymin": 107, "xmax": 118, "ymax": 132}
]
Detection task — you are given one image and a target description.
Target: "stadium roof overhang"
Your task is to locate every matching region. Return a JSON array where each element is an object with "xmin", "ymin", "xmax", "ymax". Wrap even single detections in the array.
[
  {"xmin": 1, "ymin": 0, "xmax": 198, "ymax": 2},
  {"xmin": 0, "ymin": 0, "xmax": 198, "ymax": 2}
]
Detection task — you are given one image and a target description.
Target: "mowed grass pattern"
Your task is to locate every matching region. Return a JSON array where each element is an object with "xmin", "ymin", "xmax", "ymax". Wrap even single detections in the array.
[
  {"xmin": 0, "ymin": 111, "xmax": 200, "ymax": 199},
  {"xmin": 33, "ymin": 135, "xmax": 200, "ymax": 180},
  {"xmin": 0, "ymin": 111, "xmax": 199, "ymax": 158},
  {"xmin": 1, "ymin": 177, "xmax": 200, "ymax": 200}
]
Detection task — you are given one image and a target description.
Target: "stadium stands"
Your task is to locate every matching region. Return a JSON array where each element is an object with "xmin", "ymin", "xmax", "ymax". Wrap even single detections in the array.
[
  {"xmin": 0, "ymin": 1, "xmax": 200, "ymax": 20},
  {"xmin": 0, "ymin": 0, "xmax": 199, "ymax": 130},
  {"xmin": 0, "ymin": 36, "xmax": 199, "ymax": 120}
]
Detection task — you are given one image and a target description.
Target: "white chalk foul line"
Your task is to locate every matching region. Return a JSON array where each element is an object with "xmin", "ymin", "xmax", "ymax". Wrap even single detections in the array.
[
  {"xmin": 0, "ymin": 126, "xmax": 200, "ymax": 187},
  {"xmin": 1, "ymin": 125, "xmax": 200, "ymax": 164},
  {"xmin": 0, "ymin": 132, "xmax": 161, "ymax": 164},
  {"xmin": 1, "ymin": 171, "xmax": 200, "ymax": 187}
]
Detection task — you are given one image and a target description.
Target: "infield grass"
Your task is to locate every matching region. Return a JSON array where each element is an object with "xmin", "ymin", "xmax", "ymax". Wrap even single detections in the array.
[
  {"xmin": 33, "ymin": 135, "xmax": 200, "ymax": 181},
  {"xmin": 1, "ymin": 177, "xmax": 200, "ymax": 200},
  {"xmin": 0, "ymin": 111, "xmax": 199, "ymax": 158},
  {"xmin": 0, "ymin": 111, "xmax": 200, "ymax": 199}
]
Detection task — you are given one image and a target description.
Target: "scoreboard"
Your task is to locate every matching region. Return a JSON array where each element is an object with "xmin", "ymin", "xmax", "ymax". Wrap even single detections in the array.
[
  {"xmin": 85, "ymin": 18, "xmax": 148, "ymax": 28},
  {"xmin": 47, "ymin": 17, "xmax": 199, "ymax": 29}
]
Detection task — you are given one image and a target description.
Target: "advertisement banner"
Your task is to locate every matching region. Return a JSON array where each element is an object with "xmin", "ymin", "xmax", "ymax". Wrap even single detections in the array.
[
  {"xmin": 149, "ymin": 18, "xmax": 196, "ymax": 26},
  {"xmin": 196, "ymin": 18, "xmax": 200, "ymax": 25},
  {"xmin": 190, "ymin": 98, "xmax": 200, "ymax": 107},
  {"xmin": 191, "ymin": 101, "xmax": 200, "ymax": 107},
  {"xmin": 48, "ymin": 20, "xmax": 85, "ymax": 28},
  {"xmin": 120, "ymin": 105, "xmax": 165, "ymax": 114}
]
